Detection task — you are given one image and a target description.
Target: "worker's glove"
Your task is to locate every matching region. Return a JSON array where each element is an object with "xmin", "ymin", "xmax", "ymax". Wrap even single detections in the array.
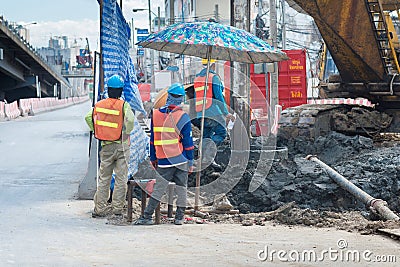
[{"xmin": 151, "ymin": 160, "xmax": 158, "ymax": 169}]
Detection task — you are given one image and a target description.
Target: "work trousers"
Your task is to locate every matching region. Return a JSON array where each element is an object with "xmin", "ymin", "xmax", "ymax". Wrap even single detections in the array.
[
  {"xmin": 144, "ymin": 164, "xmax": 188, "ymax": 220},
  {"xmin": 94, "ymin": 142, "xmax": 130, "ymax": 215},
  {"xmin": 202, "ymin": 115, "xmax": 226, "ymax": 146}
]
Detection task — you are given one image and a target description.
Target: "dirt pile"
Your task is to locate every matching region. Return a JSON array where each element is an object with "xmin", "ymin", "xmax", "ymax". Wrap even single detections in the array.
[
  {"xmin": 120, "ymin": 198, "xmax": 400, "ymax": 235},
  {"xmin": 207, "ymin": 202, "xmax": 400, "ymax": 235},
  {"xmin": 189, "ymin": 132, "xmax": 400, "ymax": 215}
]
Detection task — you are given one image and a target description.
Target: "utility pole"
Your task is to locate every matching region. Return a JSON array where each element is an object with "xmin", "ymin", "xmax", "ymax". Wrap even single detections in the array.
[
  {"xmin": 169, "ymin": 0, "xmax": 175, "ymax": 25},
  {"xmin": 230, "ymin": 0, "xmax": 235, "ymax": 113},
  {"xmin": 148, "ymin": 0, "xmax": 155, "ymax": 91},
  {"xmin": 158, "ymin": 6, "xmax": 161, "ymax": 32},
  {"xmin": 231, "ymin": 0, "xmax": 251, "ymax": 150},
  {"xmin": 148, "ymin": 0, "xmax": 152, "ymax": 33},
  {"xmin": 158, "ymin": 6, "xmax": 161, "ymax": 71},
  {"xmin": 214, "ymin": 4, "xmax": 219, "ymax": 22},
  {"xmin": 181, "ymin": 0, "xmax": 185, "ymax": 83},
  {"xmin": 281, "ymin": 0, "xmax": 286, "ymax": 49},
  {"xmin": 269, "ymin": 0, "xmax": 279, "ymax": 115},
  {"xmin": 100, "ymin": 0, "xmax": 104, "ymax": 94},
  {"xmin": 270, "ymin": 0, "xmax": 277, "ymax": 47},
  {"xmin": 131, "ymin": 18, "xmax": 134, "ymax": 48},
  {"xmin": 169, "ymin": 0, "xmax": 175, "ymax": 82},
  {"xmin": 258, "ymin": 0, "xmax": 263, "ymax": 18},
  {"xmin": 258, "ymin": 0, "xmax": 270, "ymax": 115}
]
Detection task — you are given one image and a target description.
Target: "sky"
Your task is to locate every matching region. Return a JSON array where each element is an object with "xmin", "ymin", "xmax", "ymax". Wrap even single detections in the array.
[{"xmin": 0, "ymin": 0, "xmax": 164, "ymax": 50}]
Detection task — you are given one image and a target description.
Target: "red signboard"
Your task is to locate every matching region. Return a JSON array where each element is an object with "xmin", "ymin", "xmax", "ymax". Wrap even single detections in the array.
[
  {"xmin": 224, "ymin": 49, "xmax": 307, "ymax": 114},
  {"xmin": 278, "ymin": 49, "xmax": 307, "ymax": 110},
  {"xmin": 224, "ymin": 49, "xmax": 307, "ymax": 136},
  {"xmin": 249, "ymin": 49, "xmax": 307, "ymax": 112}
]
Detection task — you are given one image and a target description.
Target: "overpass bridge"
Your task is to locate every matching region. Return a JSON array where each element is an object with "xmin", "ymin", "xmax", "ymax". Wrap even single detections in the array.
[{"xmin": 0, "ymin": 17, "xmax": 71, "ymax": 103}]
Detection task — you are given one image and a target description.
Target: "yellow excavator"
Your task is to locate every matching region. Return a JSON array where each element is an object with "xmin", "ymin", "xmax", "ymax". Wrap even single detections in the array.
[{"xmin": 280, "ymin": 0, "xmax": 400, "ymax": 140}]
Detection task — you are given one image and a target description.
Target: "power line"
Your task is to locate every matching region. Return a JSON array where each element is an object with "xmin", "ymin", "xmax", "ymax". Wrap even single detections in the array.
[{"xmin": 286, "ymin": 39, "xmax": 321, "ymax": 53}]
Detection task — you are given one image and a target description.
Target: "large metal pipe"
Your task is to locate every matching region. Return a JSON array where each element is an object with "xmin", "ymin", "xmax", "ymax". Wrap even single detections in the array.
[{"xmin": 305, "ymin": 155, "xmax": 399, "ymax": 221}]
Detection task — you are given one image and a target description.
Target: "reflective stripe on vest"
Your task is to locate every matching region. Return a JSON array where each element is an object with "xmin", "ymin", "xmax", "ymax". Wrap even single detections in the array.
[
  {"xmin": 93, "ymin": 98, "xmax": 124, "ymax": 141},
  {"xmin": 194, "ymin": 74, "xmax": 215, "ymax": 112},
  {"xmin": 153, "ymin": 127, "xmax": 175, "ymax": 133},
  {"xmin": 152, "ymin": 108, "xmax": 184, "ymax": 159},
  {"xmin": 154, "ymin": 139, "xmax": 179, "ymax": 145},
  {"xmin": 96, "ymin": 120, "xmax": 118, "ymax": 128},
  {"xmin": 95, "ymin": 107, "xmax": 120, "ymax": 116}
]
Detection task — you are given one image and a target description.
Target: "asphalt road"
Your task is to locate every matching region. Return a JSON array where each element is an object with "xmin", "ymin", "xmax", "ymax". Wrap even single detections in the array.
[{"xmin": 0, "ymin": 101, "xmax": 399, "ymax": 267}]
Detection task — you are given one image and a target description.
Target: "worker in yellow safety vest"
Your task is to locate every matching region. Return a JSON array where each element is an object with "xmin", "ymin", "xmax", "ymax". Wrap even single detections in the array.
[
  {"xmin": 85, "ymin": 74, "xmax": 135, "ymax": 218},
  {"xmin": 135, "ymin": 83, "xmax": 194, "ymax": 225}
]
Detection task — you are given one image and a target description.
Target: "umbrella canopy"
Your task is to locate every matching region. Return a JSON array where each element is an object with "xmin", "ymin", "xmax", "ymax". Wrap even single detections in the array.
[{"xmin": 138, "ymin": 21, "xmax": 288, "ymax": 63}]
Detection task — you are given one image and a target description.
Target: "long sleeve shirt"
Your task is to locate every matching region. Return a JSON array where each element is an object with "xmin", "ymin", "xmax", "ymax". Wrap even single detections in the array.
[
  {"xmin": 150, "ymin": 106, "xmax": 194, "ymax": 167},
  {"xmin": 85, "ymin": 100, "xmax": 135, "ymax": 145},
  {"xmin": 196, "ymin": 68, "xmax": 229, "ymax": 118}
]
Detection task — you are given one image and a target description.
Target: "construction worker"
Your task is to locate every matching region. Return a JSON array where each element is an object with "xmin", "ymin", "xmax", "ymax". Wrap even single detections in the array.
[
  {"xmin": 135, "ymin": 83, "xmax": 194, "ymax": 225},
  {"xmin": 85, "ymin": 74, "xmax": 135, "ymax": 218},
  {"xmin": 194, "ymin": 59, "xmax": 234, "ymax": 167}
]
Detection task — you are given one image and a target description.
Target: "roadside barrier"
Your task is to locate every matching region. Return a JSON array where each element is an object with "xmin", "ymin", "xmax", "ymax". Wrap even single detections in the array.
[
  {"xmin": 30, "ymin": 98, "xmax": 39, "ymax": 114},
  {"xmin": 30, "ymin": 98, "xmax": 47, "ymax": 114},
  {"xmin": 19, "ymin": 99, "xmax": 32, "ymax": 116},
  {"xmin": 0, "ymin": 101, "xmax": 5, "ymax": 120},
  {"xmin": 5, "ymin": 101, "xmax": 21, "ymax": 120},
  {"xmin": 1, "ymin": 96, "xmax": 89, "ymax": 121},
  {"xmin": 307, "ymin": 98, "xmax": 374, "ymax": 107},
  {"xmin": 72, "ymin": 96, "xmax": 89, "ymax": 104}
]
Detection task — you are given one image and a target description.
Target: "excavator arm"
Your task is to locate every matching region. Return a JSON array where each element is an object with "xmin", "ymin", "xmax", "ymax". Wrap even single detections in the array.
[
  {"xmin": 279, "ymin": 0, "xmax": 400, "ymax": 142},
  {"xmin": 287, "ymin": 0, "xmax": 400, "ymax": 82}
]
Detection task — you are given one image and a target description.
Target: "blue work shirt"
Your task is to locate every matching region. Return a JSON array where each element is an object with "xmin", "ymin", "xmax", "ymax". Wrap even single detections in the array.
[
  {"xmin": 150, "ymin": 105, "xmax": 194, "ymax": 167},
  {"xmin": 195, "ymin": 68, "xmax": 229, "ymax": 118}
]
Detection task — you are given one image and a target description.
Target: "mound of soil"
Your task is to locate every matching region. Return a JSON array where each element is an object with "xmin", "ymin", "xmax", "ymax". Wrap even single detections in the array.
[
  {"xmin": 208, "ymin": 202, "xmax": 400, "ymax": 235},
  {"xmin": 189, "ymin": 132, "xmax": 400, "ymax": 216}
]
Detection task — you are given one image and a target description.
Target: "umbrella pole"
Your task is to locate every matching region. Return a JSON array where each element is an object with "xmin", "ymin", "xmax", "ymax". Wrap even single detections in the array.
[{"xmin": 195, "ymin": 46, "xmax": 213, "ymax": 210}]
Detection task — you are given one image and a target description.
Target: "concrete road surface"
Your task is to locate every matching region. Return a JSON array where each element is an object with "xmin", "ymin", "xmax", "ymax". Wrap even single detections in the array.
[{"xmin": 0, "ymin": 101, "xmax": 399, "ymax": 266}]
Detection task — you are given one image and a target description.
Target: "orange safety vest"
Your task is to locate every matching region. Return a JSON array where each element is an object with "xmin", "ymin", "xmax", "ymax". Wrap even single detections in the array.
[
  {"xmin": 194, "ymin": 74, "xmax": 215, "ymax": 112},
  {"xmin": 92, "ymin": 98, "xmax": 124, "ymax": 141},
  {"xmin": 152, "ymin": 108, "xmax": 184, "ymax": 159}
]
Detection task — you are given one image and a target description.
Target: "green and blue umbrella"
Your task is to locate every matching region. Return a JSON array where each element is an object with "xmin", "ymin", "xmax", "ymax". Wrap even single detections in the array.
[{"xmin": 138, "ymin": 21, "xmax": 288, "ymax": 63}]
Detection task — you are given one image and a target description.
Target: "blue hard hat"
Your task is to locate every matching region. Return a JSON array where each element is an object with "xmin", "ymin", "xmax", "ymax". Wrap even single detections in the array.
[
  {"xmin": 107, "ymin": 74, "xmax": 124, "ymax": 88},
  {"xmin": 167, "ymin": 83, "xmax": 185, "ymax": 96}
]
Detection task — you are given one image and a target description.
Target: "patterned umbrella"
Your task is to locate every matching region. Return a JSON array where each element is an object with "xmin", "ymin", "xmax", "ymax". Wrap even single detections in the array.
[
  {"xmin": 138, "ymin": 21, "xmax": 288, "ymax": 210},
  {"xmin": 138, "ymin": 21, "xmax": 288, "ymax": 63}
]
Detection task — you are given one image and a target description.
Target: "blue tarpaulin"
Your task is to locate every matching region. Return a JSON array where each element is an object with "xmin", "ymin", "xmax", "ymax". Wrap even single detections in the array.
[{"xmin": 101, "ymin": 0, "xmax": 149, "ymax": 179}]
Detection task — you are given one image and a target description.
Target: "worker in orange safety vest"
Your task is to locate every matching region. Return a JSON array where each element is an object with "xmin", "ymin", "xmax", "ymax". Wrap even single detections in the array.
[
  {"xmin": 193, "ymin": 59, "xmax": 234, "ymax": 169},
  {"xmin": 85, "ymin": 74, "xmax": 134, "ymax": 218},
  {"xmin": 135, "ymin": 83, "xmax": 194, "ymax": 225}
]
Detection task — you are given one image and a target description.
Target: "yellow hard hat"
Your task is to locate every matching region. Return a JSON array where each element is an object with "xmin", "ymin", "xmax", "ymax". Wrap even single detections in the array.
[{"xmin": 201, "ymin": 58, "xmax": 216, "ymax": 65}]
